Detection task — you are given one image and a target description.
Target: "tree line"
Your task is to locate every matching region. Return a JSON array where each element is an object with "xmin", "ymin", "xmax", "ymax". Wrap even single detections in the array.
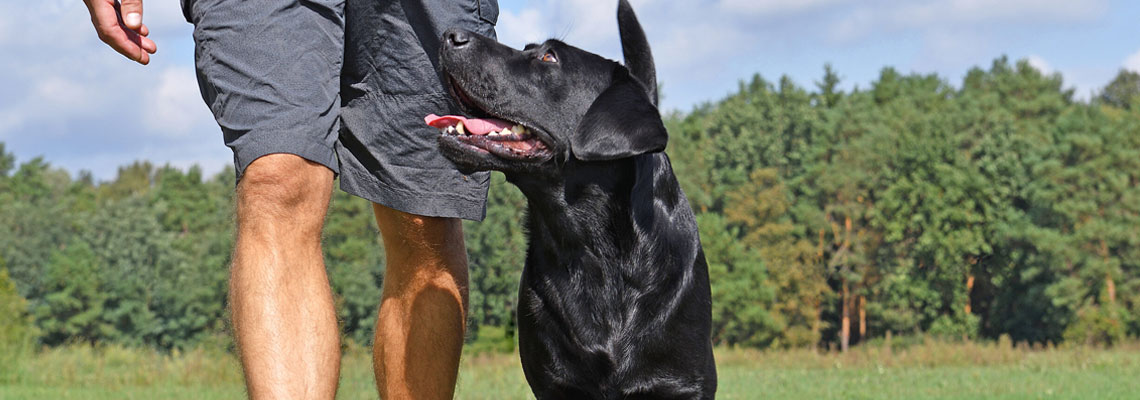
[{"xmin": 1, "ymin": 57, "xmax": 1138, "ymax": 353}]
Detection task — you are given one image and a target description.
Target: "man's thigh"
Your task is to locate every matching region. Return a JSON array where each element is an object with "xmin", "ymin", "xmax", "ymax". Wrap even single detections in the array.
[{"xmin": 184, "ymin": 0, "xmax": 346, "ymax": 179}]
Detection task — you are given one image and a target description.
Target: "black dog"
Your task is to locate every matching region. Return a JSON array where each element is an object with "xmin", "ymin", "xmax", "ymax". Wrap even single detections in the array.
[{"xmin": 427, "ymin": 1, "xmax": 716, "ymax": 398}]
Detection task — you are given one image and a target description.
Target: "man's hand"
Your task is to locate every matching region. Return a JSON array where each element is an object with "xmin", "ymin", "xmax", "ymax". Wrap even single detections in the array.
[{"xmin": 83, "ymin": 0, "xmax": 157, "ymax": 65}]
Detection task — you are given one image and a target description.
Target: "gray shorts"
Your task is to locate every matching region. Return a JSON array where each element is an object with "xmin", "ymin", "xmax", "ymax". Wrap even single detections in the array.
[{"xmin": 181, "ymin": 0, "xmax": 497, "ymax": 220}]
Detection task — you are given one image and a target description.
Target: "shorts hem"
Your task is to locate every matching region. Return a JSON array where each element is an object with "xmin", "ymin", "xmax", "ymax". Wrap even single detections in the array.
[
  {"xmin": 339, "ymin": 168, "xmax": 488, "ymax": 221},
  {"xmin": 232, "ymin": 136, "xmax": 340, "ymax": 180}
]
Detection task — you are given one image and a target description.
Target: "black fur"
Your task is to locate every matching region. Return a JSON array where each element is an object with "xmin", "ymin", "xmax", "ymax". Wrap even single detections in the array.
[{"xmin": 436, "ymin": 1, "xmax": 716, "ymax": 398}]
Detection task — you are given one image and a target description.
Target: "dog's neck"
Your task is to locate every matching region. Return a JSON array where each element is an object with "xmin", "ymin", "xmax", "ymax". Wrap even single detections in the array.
[
  {"xmin": 510, "ymin": 158, "xmax": 638, "ymax": 255},
  {"xmin": 507, "ymin": 153, "xmax": 705, "ymax": 356}
]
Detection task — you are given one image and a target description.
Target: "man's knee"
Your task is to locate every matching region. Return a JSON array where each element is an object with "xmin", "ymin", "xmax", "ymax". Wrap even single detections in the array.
[
  {"xmin": 373, "ymin": 204, "xmax": 463, "ymax": 245},
  {"xmin": 373, "ymin": 203, "xmax": 466, "ymax": 270},
  {"xmin": 237, "ymin": 154, "xmax": 334, "ymax": 232}
]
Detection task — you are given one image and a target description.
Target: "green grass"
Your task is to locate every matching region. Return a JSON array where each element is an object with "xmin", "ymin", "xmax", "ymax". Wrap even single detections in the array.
[{"xmin": 2, "ymin": 340, "xmax": 1138, "ymax": 399}]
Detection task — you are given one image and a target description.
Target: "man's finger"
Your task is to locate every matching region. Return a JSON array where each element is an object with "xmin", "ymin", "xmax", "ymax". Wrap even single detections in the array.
[
  {"xmin": 114, "ymin": 27, "xmax": 154, "ymax": 64},
  {"xmin": 119, "ymin": 0, "xmax": 144, "ymax": 31},
  {"xmin": 91, "ymin": 1, "xmax": 155, "ymax": 64},
  {"xmin": 135, "ymin": 27, "xmax": 158, "ymax": 55},
  {"xmin": 91, "ymin": 0, "xmax": 143, "ymax": 62},
  {"xmin": 84, "ymin": 0, "xmax": 156, "ymax": 64}
]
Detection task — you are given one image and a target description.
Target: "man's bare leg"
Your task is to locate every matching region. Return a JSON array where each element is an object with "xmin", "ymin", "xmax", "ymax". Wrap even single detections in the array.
[
  {"xmin": 230, "ymin": 154, "xmax": 341, "ymax": 399},
  {"xmin": 372, "ymin": 203, "xmax": 469, "ymax": 399}
]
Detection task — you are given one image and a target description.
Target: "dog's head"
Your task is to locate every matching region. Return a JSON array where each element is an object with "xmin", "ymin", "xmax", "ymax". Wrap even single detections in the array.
[{"xmin": 430, "ymin": 0, "xmax": 666, "ymax": 175}]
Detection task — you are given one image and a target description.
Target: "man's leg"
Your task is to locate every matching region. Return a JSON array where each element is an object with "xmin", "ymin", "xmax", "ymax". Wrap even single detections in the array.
[
  {"xmin": 371, "ymin": 203, "xmax": 469, "ymax": 399},
  {"xmin": 230, "ymin": 154, "xmax": 340, "ymax": 400}
]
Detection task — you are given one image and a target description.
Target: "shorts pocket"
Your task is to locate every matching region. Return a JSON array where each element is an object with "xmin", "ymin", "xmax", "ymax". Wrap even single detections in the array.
[{"xmin": 477, "ymin": 0, "xmax": 498, "ymax": 25}]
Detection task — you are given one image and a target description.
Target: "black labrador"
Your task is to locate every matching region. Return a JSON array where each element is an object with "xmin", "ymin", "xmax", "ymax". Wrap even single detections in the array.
[{"xmin": 427, "ymin": 1, "xmax": 716, "ymax": 398}]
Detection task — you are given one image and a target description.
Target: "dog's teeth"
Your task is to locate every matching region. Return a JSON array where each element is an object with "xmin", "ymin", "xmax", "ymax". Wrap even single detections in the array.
[
  {"xmin": 456, "ymin": 122, "xmax": 466, "ymax": 135},
  {"xmin": 512, "ymin": 125, "xmax": 526, "ymax": 134}
]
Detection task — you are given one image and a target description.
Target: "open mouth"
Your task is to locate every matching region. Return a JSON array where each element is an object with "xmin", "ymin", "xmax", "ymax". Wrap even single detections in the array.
[{"xmin": 426, "ymin": 77, "xmax": 553, "ymax": 162}]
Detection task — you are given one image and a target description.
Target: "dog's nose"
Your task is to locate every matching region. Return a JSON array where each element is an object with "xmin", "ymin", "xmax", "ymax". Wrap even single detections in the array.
[{"xmin": 444, "ymin": 29, "xmax": 471, "ymax": 48}]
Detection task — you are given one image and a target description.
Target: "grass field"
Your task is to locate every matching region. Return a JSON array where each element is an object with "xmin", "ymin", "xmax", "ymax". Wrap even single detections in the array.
[{"xmin": 2, "ymin": 340, "xmax": 1137, "ymax": 399}]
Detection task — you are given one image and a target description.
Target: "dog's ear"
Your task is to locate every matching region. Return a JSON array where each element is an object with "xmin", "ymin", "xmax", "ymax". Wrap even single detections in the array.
[
  {"xmin": 571, "ymin": 68, "xmax": 667, "ymax": 161},
  {"xmin": 618, "ymin": 0, "xmax": 657, "ymax": 106}
]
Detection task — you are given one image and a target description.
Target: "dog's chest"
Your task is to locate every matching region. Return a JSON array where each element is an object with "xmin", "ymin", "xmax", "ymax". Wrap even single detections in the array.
[{"xmin": 522, "ymin": 223, "xmax": 684, "ymax": 346}]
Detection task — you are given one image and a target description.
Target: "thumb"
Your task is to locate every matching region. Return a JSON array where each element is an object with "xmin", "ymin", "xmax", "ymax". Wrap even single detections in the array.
[{"xmin": 118, "ymin": 0, "xmax": 144, "ymax": 31}]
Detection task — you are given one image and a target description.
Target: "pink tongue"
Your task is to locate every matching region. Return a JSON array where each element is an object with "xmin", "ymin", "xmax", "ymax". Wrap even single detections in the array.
[{"xmin": 425, "ymin": 114, "xmax": 514, "ymax": 135}]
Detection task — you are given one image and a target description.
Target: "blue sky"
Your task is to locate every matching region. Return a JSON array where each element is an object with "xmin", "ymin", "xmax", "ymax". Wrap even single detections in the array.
[{"xmin": 1, "ymin": 0, "xmax": 1138, "ymax": 181}]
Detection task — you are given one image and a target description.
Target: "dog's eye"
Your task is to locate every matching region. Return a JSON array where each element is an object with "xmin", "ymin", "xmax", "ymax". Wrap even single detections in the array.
[{"xmin": 540, "ymin": 51, "xmax": 558, "ymax": 63}]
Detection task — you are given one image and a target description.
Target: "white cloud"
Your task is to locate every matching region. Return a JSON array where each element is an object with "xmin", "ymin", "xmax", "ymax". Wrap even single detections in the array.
[
  {"xmin": 1, "ymin": 2, "xmax": 89, "ymax": 48},
  {"xmin": 829, "ymin": 8, "xmax": 876, "ymax": 42},
  {"xmin": 831, "ymin": 0, "xmax": 1110, "ymax": 43},
  {"xmin": 905, "ymin": 28, "xmax": 989, "ymax": 73},
  {"xmin": 513, "ymin": 0, "xmax": 620, "ymax": 51},
  {"xmin": 0, "ymin": 110, "xmax": 19, "ymax": 135},
  {"xmin": 937, "ymin": 0, "xmax": 1107, "ymax": 22},
  {"xmin": 894, "ymin": 0, "xmax": 1109, "ymax": 25},
  {"xmin": 145, "ymin": 67, "xmax": 212, "ymax": 137},
  {"xmin": 496, "ymin": 8, "xmax": 546, "ymax": 47},
  {"xmin": 35, "ymin": 77, "xmax": 94, "ymax": 109},
  {"xmin": 0, "ymin": 74, "xmax": 103, "ymax": 137},
  {"xmin": 1026, "ymin": 55, "xmax": 1053, "ymax": 75},
  {"xmin": 0, "ymin": 10, "xmax": 11, "ymax": 45},
  {"xmin": 718, "ymin": 0, "xmax": 846, "ymax": 17},
  {"xmin": 1126, "ymin": 49, "xmax": 1140, "ymax": 73},
  {"xmin": 558, "ymin": 0, "xmax": 622, "ymax": 49},
  {"xmin": 650, "ymin": 22, "xmax": 740, "ymax": 81}
]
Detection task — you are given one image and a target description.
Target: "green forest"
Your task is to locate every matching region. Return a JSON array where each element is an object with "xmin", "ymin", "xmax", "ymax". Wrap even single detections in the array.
[{"xmin": 2, "ymin": 58, "xmax": 1139, "ymax": 356}]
